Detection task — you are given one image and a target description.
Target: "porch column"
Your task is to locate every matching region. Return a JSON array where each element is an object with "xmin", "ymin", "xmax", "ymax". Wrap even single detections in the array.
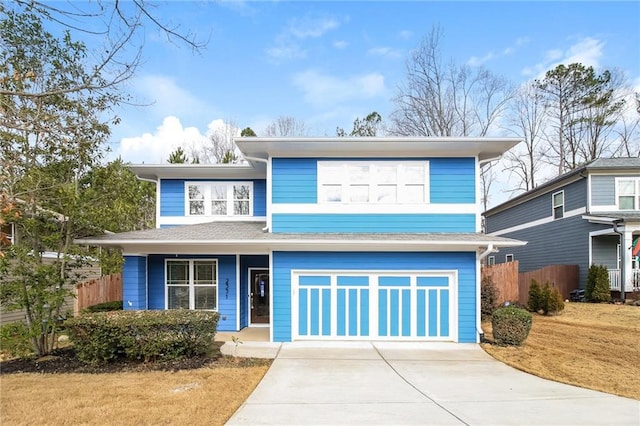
[
  {"xmin": 123, "ymin": 255, "xmax": 148, "ymax": 310},
  {"xmin": 622, "ymin": 231, "xmax": 634, "ymax": 299}
]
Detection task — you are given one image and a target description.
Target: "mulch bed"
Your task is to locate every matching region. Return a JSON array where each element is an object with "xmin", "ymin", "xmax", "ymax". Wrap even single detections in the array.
[{"xmin": 0, "ymin": 342, "xmax": 269, "ymax": 375}]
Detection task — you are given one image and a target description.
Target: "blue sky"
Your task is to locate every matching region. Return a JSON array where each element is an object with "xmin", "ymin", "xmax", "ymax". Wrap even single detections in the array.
[{"xmin": 105, "ymin": 1, "xmax": 640, "ymax": 166}]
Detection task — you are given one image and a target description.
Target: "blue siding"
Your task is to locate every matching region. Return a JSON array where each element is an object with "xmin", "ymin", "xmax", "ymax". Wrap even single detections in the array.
[
  {"xmin": 272, "ymin": 251, "xmax": 477, "ymax": 343},
  {"xmin": 272, "ymin": 214, "xmax": 475, "ymax": 233},
  {"xmin": 123, "ymin": 256, "xmax": 147, "ymax": 310},
  {"xmin": 272, "ymin": 158, "xmax": 317, "ymax": 203},
  {"xmin": 159, "ymin": 179, "xmax": 267, "ymax": 217},
  {"xmin": 430, "ymin": 158, "xmax": 476, "ymax": 203},
  {"xmin": 146, "ymin": 254, "xmax": 238, "ymax": 332},
  {"xmin": 239, "ymin": 255, "xmax": 269, "ymax": 329}
]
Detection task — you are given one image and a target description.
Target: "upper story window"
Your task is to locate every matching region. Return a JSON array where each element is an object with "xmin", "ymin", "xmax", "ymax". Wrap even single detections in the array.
[
  {"xmin": 317, "ymin": 161, "xmax": 429, "ymax": 204},
  {"xmin": 552, "ymin": 190, "xmax": 564, "ymax": 219},
  {"xmin": 186, "ymin": 182, "xmax": 252, "ymax": 216},
  {"xmin": 616, "ymin": 178, "xmax": 640, "ymax": 210}
]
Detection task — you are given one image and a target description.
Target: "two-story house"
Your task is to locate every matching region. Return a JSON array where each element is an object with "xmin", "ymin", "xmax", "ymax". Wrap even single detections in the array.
[
  {"xmin": 78, "ymin": 137, "xmax": 524, "ymax": 343},
  {"xmin": 484, "ymin": 157, "xmax": 640, "ymax": 297}
]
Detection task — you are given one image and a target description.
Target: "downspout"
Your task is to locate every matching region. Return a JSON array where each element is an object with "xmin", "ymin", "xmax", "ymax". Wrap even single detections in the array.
[
  {"xmin": 613, "ymin": 219, "xmax": 625, "ymax": 301},
  {"xmin": 477, "ymin": 244, "xmax": 496, "ymax": 342},
  {"xmin": 243, "ymin": 156, "xmax": 270, "ymax": 232}
]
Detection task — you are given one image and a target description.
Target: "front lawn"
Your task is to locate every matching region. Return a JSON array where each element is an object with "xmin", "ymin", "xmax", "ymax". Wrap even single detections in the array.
[
  {"xmin": 482, "ymin": 302, "xmax": 640, "ymax": 400},
  {"xmin": 0, "ymin": 346, "xmax": 271, "ymax": 425}
]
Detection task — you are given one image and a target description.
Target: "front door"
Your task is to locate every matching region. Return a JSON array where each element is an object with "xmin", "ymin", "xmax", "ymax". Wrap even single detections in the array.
[{"xmin": 250, "ymin": 269, "xmax": 270, "ymax": 325}]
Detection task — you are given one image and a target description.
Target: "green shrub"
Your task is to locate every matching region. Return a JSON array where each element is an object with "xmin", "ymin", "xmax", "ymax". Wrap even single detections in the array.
[
  {"xmin": 66, "ymin": 310, "xmax": 219, "ymax": 364},
  {"xmin": 0, "ymin": 322, "xmax": 33, "ymax": 358},
  {"xmin": 528, "ymin": 280, "xmax": 565, "ymax": 315},
  {"xmin": 491, "ymin": 306, "xmax": 532, "ymax": 346},
  {"xmin": 542, "ymin": 283, "xmax": 565, "ymax": 314},
  {"xmin": 586, "ymin": 264, "xmax": 611, "ymax": 303},
  {"xmin": 83, "ymin": 300, "xmax": 123, "ymax": 313},
  {"xmin": 481, "ymin": 276, "xmax": 499, "ymax": 320},
  {"xmin": 528, "ymin": 279, "xmax": 544, "ymax": 312}
]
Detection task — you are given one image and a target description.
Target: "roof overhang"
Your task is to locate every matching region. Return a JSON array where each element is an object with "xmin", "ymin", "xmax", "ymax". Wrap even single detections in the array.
[
  {"xmin": 128, "ymin": 164, "xmax": 266, "ymax": 181},
  {"xmin": 76, "ymin": 237, "xmax": 526, "ymax": 255},
  {"xmin": 234, "ymin": 137, "xmax": 522, "ymax": 161}
]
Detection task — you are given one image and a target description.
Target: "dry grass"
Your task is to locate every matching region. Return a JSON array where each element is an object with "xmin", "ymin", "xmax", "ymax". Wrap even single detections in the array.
[
  {"xmin": 482, "ymin": 303, "xmax": 640, "ymax": 400},
  {"xmin": 0, "ymin": 360, "xmax": 270, "ymax": 425}
]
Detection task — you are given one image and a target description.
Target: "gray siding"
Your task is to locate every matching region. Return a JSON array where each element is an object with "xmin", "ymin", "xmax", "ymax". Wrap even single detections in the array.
[
  {"xmin": 495, "ymin": 215, "xmax": 609, "ymax": 288},
  {"xmin": 591, "ymin": 235, "xmax": 618, "ymax": 269},
  {"xmin": 486, "ymin": 178, "xmax": 587, "ymax": 233},
  {"xmin": 590, "ymin": 175, "xmax": 615, "ymax": 206}
]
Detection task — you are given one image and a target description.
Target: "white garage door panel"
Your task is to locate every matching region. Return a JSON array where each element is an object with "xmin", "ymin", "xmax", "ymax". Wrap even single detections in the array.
[{"xmin": 293, "ymin": 271, "xmax": 457, "ymax": 341}]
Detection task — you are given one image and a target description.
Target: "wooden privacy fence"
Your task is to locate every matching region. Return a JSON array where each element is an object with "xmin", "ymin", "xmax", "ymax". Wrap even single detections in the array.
[
  {"xmin": 74, "ymin": 273, "xmax": 123, "ymax": 315},
  {"xmin": 519, "ymin": 265, "xmax": 579, "ymax": 305},
  {"xmin": 482, "ymin": 263, "xmax": 579, "ymax": 305}
]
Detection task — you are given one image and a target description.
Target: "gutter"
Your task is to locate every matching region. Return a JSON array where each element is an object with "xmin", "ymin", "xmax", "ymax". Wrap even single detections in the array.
[
  {"xmin": 242, "ymin": 155, "xmax": 270, "ymax": 232},
  {"xmin": 477, "ymin": 244, "xmax": 496, "ymax": 342}
]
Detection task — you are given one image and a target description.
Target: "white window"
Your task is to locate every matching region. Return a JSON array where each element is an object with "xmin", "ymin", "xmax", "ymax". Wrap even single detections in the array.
[
  {"xmin": 166, "ymin": 260, "xmax": 217, "ymax": 310},
  {"xmin": 552, "ymin": 190, "xmax": 564, "ymax": 219},
  {"xmin": 487, "ymin": 256, "xmax": 495, "ymax": 266},
  {"xmin": 505, "ymin": 254, "xmax": 514, "ymax": 262},
  {"xmin": 616, "ymin": 178, "xmax": 640, "ymax": 210},
  {"xmin": 185, "ymin": 182, "xmax": 253, "ymax": 216},
  {"xmin": 318, "ymin": 161, "xmax": 429, "ymax": 204}
]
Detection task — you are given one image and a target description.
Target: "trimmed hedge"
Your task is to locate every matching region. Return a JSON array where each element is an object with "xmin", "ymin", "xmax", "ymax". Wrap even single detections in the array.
[
  {"xmin": 528, "ymin": 280, "xmax": 565, "ymax": 315},
  {"xmin": 586, "ymin": 264, "xmax": 611, "ymax": 303},
  {"xmin": 66, "ymin": 310, "xmax": 219, "ymax": 364},
  {"xmin": 491, "ymin": 306, "xmax": 532, "ymax": 346},
  {"xmin": 83, "ymin": 300, "xmax": 123, "ymax": 313}
]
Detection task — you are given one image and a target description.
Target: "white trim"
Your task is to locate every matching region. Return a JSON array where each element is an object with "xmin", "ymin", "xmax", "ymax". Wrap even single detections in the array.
[
  {"xmin": 164, "ymin": 258, "xmax": 219, "ymax": 311},
  {"xmin": 235, "ymin": 254, "xmax": 240, "ymax": 331},
  {"xmin": 184, "ymin": 181, "xmax": 254, "ymax": 217},
  {"xmin": 145, "ymin": 256, "xmax": 149, "ymax": 310},
  {"xmin": 157, "ymin": 216, "xmax": 267, "ymax": 227},
  {"xmin": 290, "ymin": 269, "xmax": 458, "ymax": 342},
  {"xmin": 248, "ymin": 267, "xmax": 270, "ymax": 327},
  {"xmin": 505, "ymin": 254, "xmax": 514, "ymax": 262},
  {"xmin": 587, "ymin": 173, "xmax": 592, "ymax": 213},
  {"xmin": 476, "ymin": 156, "xmax": 482, "ymax": 233},
  {"xmin": 589, "ymin": 205, "xmax": 620, "ymax": 212},
  {"xmin": 475, "ymin": 252, "xmax": 481, "ymax": 344},
  {"xmin": 552, "ymin": 190, "xmax": 565, "ymax": 219},
  {"xmin": 270, "ymin": 203, "xmax": 476, "ymax": 215},
  {"xmin": 615, "ymin": 177, "xmax": 640, "ymax": 211},
  {"xmin": 489, "ymin": 207, "xmax": 586, "ymax": 236},
  {"xmin": 155, "ymin": 180, "xmax": 161, "ymax": 228},
  {"xmin": 267, "ymin": 157, "xmax": 273, "ymax": 231},
  {"xmin": 487, "ymin": 256, "xmax": 495, "ymax": 266},
  {"xmin": 268, "ymin": 249, "xmax": 274, "ymax": 342}
]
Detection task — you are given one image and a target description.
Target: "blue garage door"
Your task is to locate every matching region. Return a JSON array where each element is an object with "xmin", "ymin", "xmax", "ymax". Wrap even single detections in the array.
[{"xmin": 293, "ymin": 271, "xmax": 457, "ymax": 341}]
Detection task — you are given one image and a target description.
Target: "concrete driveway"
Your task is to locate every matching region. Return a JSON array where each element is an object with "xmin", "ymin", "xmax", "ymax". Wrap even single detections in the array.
[{"xmin": 227, "ymin": 342, "xmax": 639, "ymax": 425}]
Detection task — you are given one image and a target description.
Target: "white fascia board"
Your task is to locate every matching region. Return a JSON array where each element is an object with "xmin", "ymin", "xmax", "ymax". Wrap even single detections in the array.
[
  {"xmin": 129, "ymin": 164, "xmax": 266, "ymax": 181},
  {"xmin": 581, "ymin": 215, "xmax": 619, "ymax": 224},
  {"xmin": 235, "ymin": 137, "xmax": 521, "ymax": 161}
]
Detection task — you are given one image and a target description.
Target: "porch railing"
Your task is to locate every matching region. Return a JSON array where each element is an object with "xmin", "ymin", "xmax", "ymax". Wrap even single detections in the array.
[{"xmin": 608, "ymin": 269, "xmax": 640, "ymax": 292}]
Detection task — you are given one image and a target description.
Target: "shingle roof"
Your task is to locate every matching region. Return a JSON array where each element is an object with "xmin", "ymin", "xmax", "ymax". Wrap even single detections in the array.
[
  {"xmin": 587, "ymin": 157, "xmax": 640, "ymax": 169},
  {"xmin": 585, "ymin": 212, "xmax": 640, "ymax": 222},
  {"xmin": 77, "ymin": 221, "xmax": 523, "ymax": 246}
]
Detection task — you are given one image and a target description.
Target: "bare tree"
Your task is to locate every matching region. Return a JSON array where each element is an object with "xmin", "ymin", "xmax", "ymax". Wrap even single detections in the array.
[
  {"xmin": 390, "ymin": 25, "xmax": 513, "ymax": 138},
  {"xmin": 614, "ymin": 92, "xmax": 640, "ymax": 157},
  {"xmin": 200, "ymin": 120, "xmax": 240, "ymax": 164},
  {"xmin": 503, "ymin": 82, "xmax": 546, "ymax": 192},
  {"xmin": 263, "ymin": 116, "xmax": 310, "ymax": 137}
]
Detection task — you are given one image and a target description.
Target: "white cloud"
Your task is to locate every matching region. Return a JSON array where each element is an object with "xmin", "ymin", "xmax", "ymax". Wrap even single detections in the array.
[
  {"xmin": 367, "ymin": 46, "xmax": 403, "ymax": 59},
  {"xmin": 398, "ymin": 30, "xmax": 412, "ymax": 40},
  {"xmin": 118, "ymin": 117, "xmax": 238, "ymax": 164},
  {"xmin": 266, "ymin": 14, "xmax": 342, "ymax": 62},
  {"xmin": 333, "ymin": 40, "xmax": 348, "ymax": 49},
  {"xmin": 467, "ymin": 52, "xmax": 496, "ymax": 67},
  {"xmin": 133, "ymin": 74, "xmax": 211, "ymax": 119},
  {"xmin": 521, "ymin": 37, "xmax": 605, "ymax": 77},
  {"xmin": 289, "ymin": 16, "xmax": 340, "ymax": 39},
  {"xmin": 292, "ymin": 70, "xmax": 386, "ymax": 108}
]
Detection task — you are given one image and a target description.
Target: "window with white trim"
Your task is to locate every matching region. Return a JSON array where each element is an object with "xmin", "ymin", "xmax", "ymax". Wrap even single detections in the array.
[
  {"xmin": 166, "ymin": 260, "xmax": 217, "ymax": 310},
  {"xmin": 185, "ymin": 182, "xmax": 252, "ymax": 216},
  {"xmin": 487, "ymin": 256, "xmax": 495, "ymax": 266},
  {"xmin": 505, "ymin": 254, "xmax": 514, "ymax": 262},
  {"xmin": 616, "ymin": 178, "xmax": 640, "ymax": 210},
  {"xmin": 552, "ymin": 190, "xmax": 564, "ymax": 219},
  {"xmin": 317, "ymin": 161, "xmax": 429, "ymax": 204}
]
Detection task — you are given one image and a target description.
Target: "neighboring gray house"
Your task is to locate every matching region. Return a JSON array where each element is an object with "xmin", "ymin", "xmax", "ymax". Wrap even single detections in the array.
[{"xmin": 484, "ymin": 158, "xmax": 640, "ymax": 295}]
